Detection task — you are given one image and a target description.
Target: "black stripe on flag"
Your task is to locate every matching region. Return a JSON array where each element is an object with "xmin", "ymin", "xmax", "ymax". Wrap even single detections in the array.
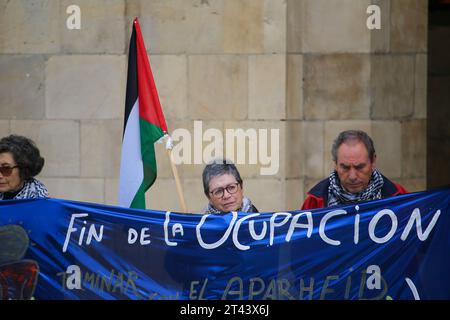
[{"xmin": 123, "ymin": 24, "xmax": 138, "ymax": 138}]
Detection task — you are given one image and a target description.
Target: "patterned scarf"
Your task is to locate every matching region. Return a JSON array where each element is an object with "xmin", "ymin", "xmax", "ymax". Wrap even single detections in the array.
[
  {"xmin": 327, "ymin": 169, "xmax": 384, "ymax": 207},
  {"xmin": 203, "ymin": 197, "xmax": 255, "ymax": 214},
  {"xmin": 0, "ymin": 178, "xmax": 49, "ymax": 200}
]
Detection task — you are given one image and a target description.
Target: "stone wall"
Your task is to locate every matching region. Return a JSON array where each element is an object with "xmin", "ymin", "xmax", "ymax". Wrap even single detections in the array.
[{"xmin": 0, "ymin": 0, "xmax": 428, "ymax": 212}]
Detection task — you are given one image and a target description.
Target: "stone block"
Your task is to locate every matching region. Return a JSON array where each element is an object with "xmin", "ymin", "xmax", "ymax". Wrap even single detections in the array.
[
  {"xmin": 262, "ymin": 0, "xmax": 286, "ymax": 54},
  {"xmin": 124, "ymin": 0, "xmax": 140, "ymax": 21},
  {"xmin": 39, "ymin": 176, "xmax": 104, "ymax": 204},
  {"xmin": 391, "ymin": 0, "xmax": 427, "ymax": 53},
  {"xmin": 286, "ymin": 54, "xmax": 303, "ymax": 119},
  {"xmin": 0, "ymin": 121, "xmax": 10, "ymax": 138},
  {"xmin": 0, "ymin": 55, "xmax": 45, "ymax": 119},
  {"xmin": 184, "ymin": 178, "xmax": 206, "ymax": 213},
  {"xmin": 60, "ymin": 0, "xmax": 126, "ymax": 54},
  {"xmin": 303, "ymin": 121, "xmax": 324, "ymax": 179},
  {"xmin": 10, "ymin": 120, "xmax": 80, "ymax": 177},
  {"xmin": 304, "ymin": 54, "xmax": 371, "ymax": 120},
  {"xmin": 285, "ymin": 121, "xmax": 303, "ymax": 179},
  {"xmin": 81, "ymin": 120, "xmax": 122, "ymax": 178},
  {"xmin": 46, "ymin": 55, "xmax": 126, "ymax": 119},
  {"xmin": 402, "ymin": 119, "xmax": 426, "ymax": 178},
  {"xmin": 40, "ymin": 178, "xmax": 104, "ymax": 203},
  {"xmin": 111, "ymin": 177, "xmax": 200, "ymax": 211},
  {"xmin": 137, "ymin": 0, "xmax": 285, "ymax": 54},
  {"xmin": 285, "ymin": 179, "xmax": 304, "ymax": 211},
  {"xmin": 104, "ymin": 178, "xmax": 119, "ymax": 206},
  {"xmin": 138, "ymin": 0, "xmax": 224, "ymax": 54},
  {"xmin": 369, "ymin": 0, "xmax": 390, "ymax": 53},
  {"xmin": 323, "ymin": 120, "xmax": 372, "ymax": 174},
  {"xmin": 150, "ymin": 55, "xmax": 188, "ymax": 120},
  {"xmin": 371, "ymin": 121, "xmax": 402, "ymax": 178},
  {"xmin": 145, "ymin": 178, "xmax": 181, "ymax": 212},
  {"xmin": 414, "ymin": 54, "xmax": 427, "ymax": 119},
  {"xmin": 223, "ymin": 121, "xmax": 285, "ymax": 179},
  {"xmin": 370, "ymin": 55, "xmax": 415, "ymax": 119},
  {"xmin": 245, "ymin": 178, "xmax": 283, "ymax": 212},
  {"xmin": 287, "ymin": 0, "xmax": 304, "ymax": 53},
  {"xmin": 188, "ymin": 55, "xmax": 247, "ymax": 120},
  {"xmin": 248, "ymin": 54, "xmax": 286, "ymax": 120},
  {"xmin": 0, "ymin": 0, "xmax": 60, "ymax": 53},
  {"xmin": 396, "ymin": 178, "xmax": 426, "ymax": 193},
  {"xmin": 172, "ymin": 120, "xmax": 224, "ymax": 179},
  {"xmin": 223, "ymin": 0, "xmax": 264, "ymax": 53},
  {"xmin": 302, "ymin": 0, "xmax": 371, "ymax": 53}
]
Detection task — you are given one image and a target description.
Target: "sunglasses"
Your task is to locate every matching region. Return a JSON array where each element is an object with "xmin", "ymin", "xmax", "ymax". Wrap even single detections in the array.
[{"xmin": 0, "ymin": 166, "xmax": 19, "ymax": 177}]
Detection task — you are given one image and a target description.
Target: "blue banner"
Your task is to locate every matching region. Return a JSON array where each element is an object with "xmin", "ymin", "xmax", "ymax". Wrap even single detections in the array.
[{"xmin": 1, "ymin": 188, "xmax": 449, "ymax": 300}]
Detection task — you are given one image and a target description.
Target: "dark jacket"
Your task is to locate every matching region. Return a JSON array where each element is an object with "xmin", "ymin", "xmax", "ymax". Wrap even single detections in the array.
[{"xmin": 301, "ymin": 174, "xmax": 408, "ymax": 210}]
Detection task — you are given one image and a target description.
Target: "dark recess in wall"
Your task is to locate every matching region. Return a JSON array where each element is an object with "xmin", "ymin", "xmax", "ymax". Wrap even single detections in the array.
[{"xmin": 428, "ymin": 0, "xmax": 450, "ymax": 189}]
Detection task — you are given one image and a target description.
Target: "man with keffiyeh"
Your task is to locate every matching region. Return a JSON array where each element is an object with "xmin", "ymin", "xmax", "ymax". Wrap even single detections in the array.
[{"xmin": 301, "ymin": 130, "xmax": 408, "ymax": 210}]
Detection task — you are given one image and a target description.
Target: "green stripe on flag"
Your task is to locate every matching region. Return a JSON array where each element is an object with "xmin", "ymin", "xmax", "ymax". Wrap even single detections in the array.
[{"xmin": 130, "ymin": 119, "xmax": 165, "ymax": 209}]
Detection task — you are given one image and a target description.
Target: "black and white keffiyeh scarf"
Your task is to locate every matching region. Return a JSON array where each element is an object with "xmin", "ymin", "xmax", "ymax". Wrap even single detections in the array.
[
  {"xmin": 202, "ymin": 197, "xmax": 255, "ymax": 214},
  {"xmin": 0, "ymin": 178, "xmax": 49, "ymax": 200},
  {"xmin": 327, "ymin": 169, "xmax": 384, "ymax": 207}
]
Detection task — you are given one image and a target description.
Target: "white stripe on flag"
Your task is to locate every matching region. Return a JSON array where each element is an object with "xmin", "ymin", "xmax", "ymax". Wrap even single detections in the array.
[{"xmin": 118, "ymin": 99, "xmax": 144, "ymax": 207}]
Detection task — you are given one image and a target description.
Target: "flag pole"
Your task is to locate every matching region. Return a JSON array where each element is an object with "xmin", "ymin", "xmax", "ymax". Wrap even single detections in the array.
[{"xmin": 165, "ymin": 136, "xmax": 188, "ymax": 212}]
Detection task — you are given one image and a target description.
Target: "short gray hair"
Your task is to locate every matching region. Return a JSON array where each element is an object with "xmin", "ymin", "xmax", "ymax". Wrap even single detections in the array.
[
  {"xmin": 331, "ymin": 130, "xmax": 376, "ymax": 162},
  {"xmin": 202, "ymin": 159, "xmax": 243, "ymax": 196}
]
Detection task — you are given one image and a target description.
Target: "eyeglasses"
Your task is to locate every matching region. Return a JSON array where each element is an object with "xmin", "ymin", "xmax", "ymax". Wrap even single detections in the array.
[
  {"xmin": 0, "ymin": 165, "xmax": 19, "ymax": 177},
  {"xmin": 210, "ymin": 183, "xmax": 240, "ymax": 199}
]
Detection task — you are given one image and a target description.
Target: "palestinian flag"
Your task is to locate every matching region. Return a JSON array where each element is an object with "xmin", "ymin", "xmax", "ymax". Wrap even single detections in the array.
[{"xmin": 118, "ymin": 18, "xmax": 168, "ymax": 209}]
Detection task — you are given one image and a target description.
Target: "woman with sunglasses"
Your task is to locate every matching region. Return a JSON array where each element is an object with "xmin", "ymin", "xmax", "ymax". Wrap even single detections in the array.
[
  {"xmin": 201, "ymin": 160, "xmax": 258, "ymax": 214},
  {"xmin": 0, "ymin": 135, "xmax": 48, "ymax": 200}
]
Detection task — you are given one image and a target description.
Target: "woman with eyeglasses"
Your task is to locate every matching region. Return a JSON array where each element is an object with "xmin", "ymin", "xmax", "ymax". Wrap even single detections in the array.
[
  {"xmin": 0, "ymin": 135, "xmax": 48, "ymax": 200},
  {"xmin": 201, "ymin": 160, "xmax": 258, "ymax": 214}
]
